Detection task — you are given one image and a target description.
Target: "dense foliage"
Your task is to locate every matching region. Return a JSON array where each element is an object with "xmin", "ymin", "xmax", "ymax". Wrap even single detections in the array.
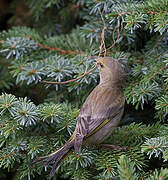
[{"xmin": 0, "ymin": 0, "xmax": 168, "ymax": 179}]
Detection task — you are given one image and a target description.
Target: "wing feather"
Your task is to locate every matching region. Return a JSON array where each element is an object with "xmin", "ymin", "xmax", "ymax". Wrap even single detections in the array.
[{"xmin": 74, "ymin": 85, "xmax": 125, "ymax": 151}]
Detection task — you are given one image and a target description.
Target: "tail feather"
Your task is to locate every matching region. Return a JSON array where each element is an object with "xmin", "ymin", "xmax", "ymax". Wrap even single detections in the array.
[
  {"xmin": 34, "ymin": 140, "xmax": 74, "ymax": 176},
  {"xmin": 49, "ymin": 147, "xmax": 71, "ymax": 176},
  {"xmin": 44, "ymin": 144, "xmax": 71, "ymax": 166}
]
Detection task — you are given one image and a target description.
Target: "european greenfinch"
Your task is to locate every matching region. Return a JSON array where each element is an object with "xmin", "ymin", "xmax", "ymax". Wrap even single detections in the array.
[{"xmin": 35, "ymin": 57, "xmax": 126, "ymax": 176}]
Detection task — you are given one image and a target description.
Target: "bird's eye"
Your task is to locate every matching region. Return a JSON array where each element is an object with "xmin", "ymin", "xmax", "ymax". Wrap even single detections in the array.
[{"xmin": 100, "ymin": 63, "xmax": 104, "ymax": 68}]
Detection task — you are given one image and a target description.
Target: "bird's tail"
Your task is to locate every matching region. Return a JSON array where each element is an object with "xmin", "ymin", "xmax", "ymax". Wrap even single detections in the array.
[{"xmin": 34, "ymin": 139, "xmax": 74, "ymax": 176}]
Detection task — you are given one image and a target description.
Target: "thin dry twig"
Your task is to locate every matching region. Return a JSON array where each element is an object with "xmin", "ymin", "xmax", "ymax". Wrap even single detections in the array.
[
  {"xmin": 98, "ymin": 8, "xmax": 107, "ymax": 57},
  {"xmin": 40, "ymin": 63, "xmax": 98, "ymax": 85},
  {"xmin": 106, "ymin": 20, "xmax": 121, "ymax": 52}
]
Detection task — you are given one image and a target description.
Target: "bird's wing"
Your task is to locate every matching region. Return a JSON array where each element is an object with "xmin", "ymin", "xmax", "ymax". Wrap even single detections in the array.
[{"xmin": 74, "ymin": 86, "xmax": 125, "ymax": 151}]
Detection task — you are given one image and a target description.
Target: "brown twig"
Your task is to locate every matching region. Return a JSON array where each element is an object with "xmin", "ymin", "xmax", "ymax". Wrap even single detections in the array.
[
  {"xmin": 98, "ymin": 8, "xmax": 107, "ymax": 57},
  {"xmin": 148, "ymin": 65, "xmax": 167, "ymax": 81},
  {"xmin": 38, "ymin": 43, "xmax": 84, "ymax": 55},
  {"xmin": 25, "ymin": 34, "xmax": 85, "ymax": 55},
  {"xmin": 40, "ymin": 63, "xmax": 98, "ymax": 85},
  {"xmin": 0, "ymin": 151, "xmax": 16, "ymax": 160},
  {"xmin": 106, "ymin": 20, "xmax": 121, "ymax": 52}
]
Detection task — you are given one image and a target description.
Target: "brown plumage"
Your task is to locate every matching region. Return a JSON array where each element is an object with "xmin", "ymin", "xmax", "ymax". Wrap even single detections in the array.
[{"xmin": 34, "ymin": 57, "xmax": 126, "ymax": 176}]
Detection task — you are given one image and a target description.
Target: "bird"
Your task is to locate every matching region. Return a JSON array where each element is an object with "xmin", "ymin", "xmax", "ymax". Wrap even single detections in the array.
[{"xmin": 34, "ymin": 57, "xmax": 126, "ymax": 176}]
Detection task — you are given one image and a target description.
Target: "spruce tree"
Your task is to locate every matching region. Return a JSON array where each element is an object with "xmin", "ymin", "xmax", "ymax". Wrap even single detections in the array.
[{"xmin": 0, "ymin": 0, "xmax": 168, "ymax": 179}]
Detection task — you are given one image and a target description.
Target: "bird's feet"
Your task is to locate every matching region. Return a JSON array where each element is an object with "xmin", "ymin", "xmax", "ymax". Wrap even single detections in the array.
[{"xmin": 98, "ymin": 144, "xmax": 128, "ymax": 151}]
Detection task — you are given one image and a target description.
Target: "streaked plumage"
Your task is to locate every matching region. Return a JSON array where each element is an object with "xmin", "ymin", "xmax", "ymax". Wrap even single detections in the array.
[{"xmin": 34, "ymin": 57, "xmax": 126, "ymax": 176}]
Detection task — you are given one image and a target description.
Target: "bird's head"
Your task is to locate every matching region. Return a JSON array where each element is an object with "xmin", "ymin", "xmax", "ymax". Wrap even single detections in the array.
[{"xmin": 96, "ymin": 57, "xmax": 126, "ymax": 87}]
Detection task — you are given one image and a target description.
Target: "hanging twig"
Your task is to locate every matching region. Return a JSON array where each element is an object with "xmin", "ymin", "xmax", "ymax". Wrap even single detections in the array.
[
  {"xmin": 106, "ymin": 19, "xmax": 121, "ymax": 52},
  {"xmin": 98, "ymin": 8, "xmax": 107, "ymax": 57},
  {"xmin": 40, "ymin": 64, "xmax": 98, "ymax": 84}
]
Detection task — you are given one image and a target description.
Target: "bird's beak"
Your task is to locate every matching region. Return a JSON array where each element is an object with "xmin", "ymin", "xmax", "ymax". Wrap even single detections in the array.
[
  {"xmin": 95, "ymin": 58, "xmax": 105, "ymax": 72},
  {"xmin": 95, "ymin": 58, "xmax": 103, "ymax": 66},
  {"xmin": 99, "ymin": 59, "xmax": 104, "ymax": 64}
]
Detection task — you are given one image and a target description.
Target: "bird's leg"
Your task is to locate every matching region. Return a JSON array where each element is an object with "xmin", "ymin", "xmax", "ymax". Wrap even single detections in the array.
[{"xmin": 98, "ymin": 144, "xmax": 128, "ymax": 151}]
